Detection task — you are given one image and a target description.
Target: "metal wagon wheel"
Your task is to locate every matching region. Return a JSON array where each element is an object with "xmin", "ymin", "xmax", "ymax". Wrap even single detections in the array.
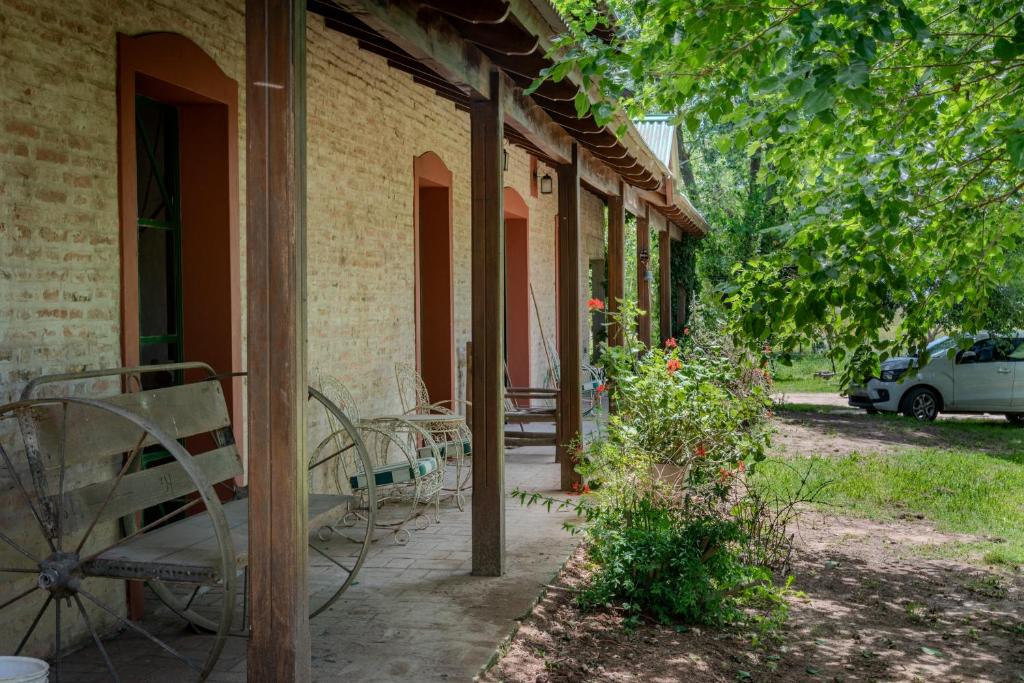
[
  {"xmin": 306, "ymin": 386, "xmax": 376, "ymax": 618},
  {"xmin": 0, "ymin": 397, "xmax": 235, "ymax": 683},
  {"xmin": 150, "ymin": 384, "xmax": 377, "ymax": 631}
]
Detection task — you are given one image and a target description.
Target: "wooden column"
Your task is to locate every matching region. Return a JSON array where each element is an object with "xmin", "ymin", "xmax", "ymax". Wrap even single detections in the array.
[
  {"xmin": 470, "ymin": 70, "xmax": 505, "ymax": 577},
  {"xmin": 246, "ymin": 1, "xmax": 310, "ymax": 680},
  {"xmin": 556, "ymin": 144, "xmax": 583, "ymax": 491},
  {"xmin": 659, "ymin": 229, "xmax": 672, "ymax": 344},
  {"xmin": 606, "ymin": 183, "xmax": 626, "ymax": 347},
  {"xmin": 635, "ymin": 206, "xmax": 651, "ymax": 346}
]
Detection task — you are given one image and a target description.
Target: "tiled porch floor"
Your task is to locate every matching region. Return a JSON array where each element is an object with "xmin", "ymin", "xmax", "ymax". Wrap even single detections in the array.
[{"xmin": 60, "ymin": 445, "xmax": 580, "ymax": 682}]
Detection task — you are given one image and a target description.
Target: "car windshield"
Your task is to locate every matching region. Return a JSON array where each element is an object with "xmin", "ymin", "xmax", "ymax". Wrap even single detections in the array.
[{"xmin": 926, "ymin": 336, "xmax": 955, "ymax": 354}]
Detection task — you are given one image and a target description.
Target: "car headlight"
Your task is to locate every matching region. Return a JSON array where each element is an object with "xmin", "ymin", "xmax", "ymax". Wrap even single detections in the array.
[{"xmin": 880, "ymin": 368, "xmax": 907, "ymax": 382}]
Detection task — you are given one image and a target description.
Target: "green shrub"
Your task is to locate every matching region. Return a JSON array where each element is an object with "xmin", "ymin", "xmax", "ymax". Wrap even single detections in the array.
[{"xmin": 580, "ymin": 496, "xmax": 773, "ymax": 625}]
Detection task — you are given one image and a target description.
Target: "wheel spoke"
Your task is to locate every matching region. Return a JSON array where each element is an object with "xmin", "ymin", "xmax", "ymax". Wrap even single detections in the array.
[
  {"xmin": 73, "ymin": 594, "xmax": 121, "ymax": 683},
  {"xmin": 0, "ymin": 441, "xmax": 56, "ymax": 554},
  {"xmin": 77, "ymin": 586, "xmax": 201, "ymax": 674},
  {"xmin": 55, "ymin": 403, "xmax": 69, "ymax": 552},
  {"xmin": 15, "ymin": 593, "xmax": 52, "ymax": 655},
  {"xmin": 54, "ymin": 595, "xmax": 61, "ymax": 683},
  {"xmin": 0, "ymin": 566, "xmax": 38, "ymax": 573},
  {"xmin": 0, "ymin": 584, "xmax": 39, "ymax": 611},
  {"xmin": 73, "ymin": 431, "xmax": 148, "ymax": 555}
]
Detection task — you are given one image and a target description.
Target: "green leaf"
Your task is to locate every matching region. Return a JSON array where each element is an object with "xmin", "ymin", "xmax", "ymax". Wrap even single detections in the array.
[
  {"xmin": 994, "ymin": 38, "xmax": 1019, "ymax": 60},
  {"xmin": 854, "ymin": 34, "xmax": 876, "ymax": 61},
  {"xmin": 802, "ymin": 87, "xmax": 836, "ymax": 116},
  {"xmin": 921, "ymin": 646, "xmax": 942, "ymax": 657},
  {"xmin": 574, "ymin": 91, "xmax": 590, "ymax": 118},
  {"xmin": 1008, "ymin": 134, "xmax": 1024, "ymax": 169},
  {"xmin": 837, "ymin": 60, "xmax": 869, "ymax": 89}
]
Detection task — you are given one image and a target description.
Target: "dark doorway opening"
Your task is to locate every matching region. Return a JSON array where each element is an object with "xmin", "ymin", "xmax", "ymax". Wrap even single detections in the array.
[{"xmin": 414, "ymin": 152, "xmax": 455, "ymax": 406}]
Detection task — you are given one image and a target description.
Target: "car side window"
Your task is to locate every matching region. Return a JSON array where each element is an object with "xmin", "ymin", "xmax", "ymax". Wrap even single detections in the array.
[
  {"xmin": 965, "ymin": 338, "xmax": 1012, "ymax": 362},
  {"xmin": 1008, "ymin": 338, "xmax": 1024, "ymax": 361}
]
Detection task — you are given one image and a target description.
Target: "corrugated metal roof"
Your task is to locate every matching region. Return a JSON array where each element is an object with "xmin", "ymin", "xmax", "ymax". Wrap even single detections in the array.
[{"xmin": 633, "ymin": 116, "xmax": 676, "ymax": 170}]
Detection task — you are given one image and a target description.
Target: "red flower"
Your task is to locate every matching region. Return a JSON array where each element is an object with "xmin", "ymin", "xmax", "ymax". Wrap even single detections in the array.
[
  {"xmin": 718, "ymin": 467, "xmax": 733, "ymax": 482},
  {"xmin": 695, "ymin": 443, "xmax": 707, "ymax": 458},
  {"xmin": 665, "ymin": 337, "xmax": 678, "ymax": 349},
  {"xmin": 582, "ymin": 483, "xmax": 591, "ymax": 494},
  {"xmin": 571, "ymin": 481, "xmax": 580, "ymax": 494},
  {"xmin": 596, "ymin": 383, "xmax": 606, "ymax": 394},
  {"xmin": 736, "ymin": 461, "xmax": 746, "ymax": 473},
  {"xmin": 683, "ymin": 326, "xmax": 691, "ymax": 336},
  {"xmin": 666, "ymin": 358, "xmax": 682, "ymax": 374},
  {"xmin": 586, "ymin": 298, "xmax": 605, "ymax": 311}
]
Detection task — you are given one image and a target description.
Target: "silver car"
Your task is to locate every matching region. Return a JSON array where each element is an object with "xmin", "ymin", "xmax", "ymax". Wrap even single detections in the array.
[{"xmin": 848, "ymin": 333, "xmax": 1024, "ymax": 422}]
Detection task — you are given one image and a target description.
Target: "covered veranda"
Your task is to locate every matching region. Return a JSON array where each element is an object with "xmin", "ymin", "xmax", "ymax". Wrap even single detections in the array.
[
  {"xmin": 231, "ymin": 2, "xmax": 703, "ymax": 678},
  {"xmin": 0, "ymin": 0, "xmax": 706, "ymax": 680}
]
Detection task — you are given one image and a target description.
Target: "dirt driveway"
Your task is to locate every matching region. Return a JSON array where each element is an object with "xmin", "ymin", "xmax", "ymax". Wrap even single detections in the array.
[{"xmin": 772, "ymin": 394, "xmax": 1015, "ymax": 458}]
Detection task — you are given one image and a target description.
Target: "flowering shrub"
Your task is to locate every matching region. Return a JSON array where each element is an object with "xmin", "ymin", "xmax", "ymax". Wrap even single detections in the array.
[{"xmin": 576, "ymin": 300, "xmax": 784, "ymax": 627}]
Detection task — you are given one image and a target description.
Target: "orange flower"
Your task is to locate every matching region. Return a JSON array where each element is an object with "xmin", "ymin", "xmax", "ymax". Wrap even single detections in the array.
[
  {"xmin": 586, "ymin": 298, "xmax": 605, "ymax": 311},
  {"xmin": 664, "ymin": 337, "xmax": 678, "ymax": 349},
  {"xmin": 736, "ymin": 461, "xmax": 746, "ymax": 473},
  {"xmin": 666, "ymin": 358, "xmax": 682, "ymax": 374},
  {"xmin": 683, "ymin": 326, "xmax": 691, "ymax": 336},
  {"xmin": 763, "ymin": 344, "xmax": 772, "ymax": 354}
]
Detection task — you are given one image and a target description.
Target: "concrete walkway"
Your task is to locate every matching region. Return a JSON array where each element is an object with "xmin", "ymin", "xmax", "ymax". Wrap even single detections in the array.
[{"xmin": 61, "ymin": 446, "xmax": 580, "ymax": 682}]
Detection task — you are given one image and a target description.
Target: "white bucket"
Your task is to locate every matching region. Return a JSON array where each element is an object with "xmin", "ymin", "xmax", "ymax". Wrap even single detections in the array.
[{"xmin": 0, "ymin": 657, "xmax": 49, "ymax": 683}]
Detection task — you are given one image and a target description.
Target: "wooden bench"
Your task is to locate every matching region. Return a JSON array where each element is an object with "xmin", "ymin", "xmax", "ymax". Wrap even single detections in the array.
[{"xmin": 1, "ymin": 363, "xmax": 375, "ymax": 682}]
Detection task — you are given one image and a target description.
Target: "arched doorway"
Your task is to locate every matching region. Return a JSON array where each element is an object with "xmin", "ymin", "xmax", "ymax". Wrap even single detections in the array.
[
  {"xmin": 504, "ymin": 187, "xmax": 530, "ymax": 389},
  {"xmin": 414, "ymin": 152, "xmax": 455, "ymax": 405},
  {"xmin": 117, "ymin": 32, "xmax": 241, "ymax": 425}
]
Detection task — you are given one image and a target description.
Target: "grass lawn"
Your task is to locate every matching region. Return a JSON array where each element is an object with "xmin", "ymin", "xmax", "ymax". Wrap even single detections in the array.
[
  {"xmin": 770, "ymin": 353, "xmax": 843, "ymax": 394},
  {"xmin": 754, "ymin": 433, "xmax": 1024, "ymax": 566}
]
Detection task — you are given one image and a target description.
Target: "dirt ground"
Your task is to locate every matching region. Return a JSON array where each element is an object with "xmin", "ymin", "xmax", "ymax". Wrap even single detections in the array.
[
  {"xmin": 484, "ymin": 402, "xmax": 1024, "ymax": 683},
  {"xmin": 771, "ymin": 397, "xmax": 1013, "ymax": 459}
]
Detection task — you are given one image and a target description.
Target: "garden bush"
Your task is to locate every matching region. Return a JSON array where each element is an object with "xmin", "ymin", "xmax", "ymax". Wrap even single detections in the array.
[{"xmin": 517, "ymin": 301, "xmax": 799, "ymax": 629}]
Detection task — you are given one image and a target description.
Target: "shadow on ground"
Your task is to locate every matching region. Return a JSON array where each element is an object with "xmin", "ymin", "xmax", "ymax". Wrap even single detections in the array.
[{"xmin": 485, "ymin": 514, "xmax": 1024, "ymax": 683}]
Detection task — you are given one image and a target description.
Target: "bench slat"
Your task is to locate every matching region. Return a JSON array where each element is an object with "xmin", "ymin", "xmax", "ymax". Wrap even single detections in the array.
[
  {"xmin": 84, "ymin": 495, "xmax": 355, "ymax": 584},
  {"xmin": 28, "ymin": 382, "xmax": 232, "ymax": 469},
  {"xmin": 55, "ymin": 447, "xmax": 243, "ymax": 535}
]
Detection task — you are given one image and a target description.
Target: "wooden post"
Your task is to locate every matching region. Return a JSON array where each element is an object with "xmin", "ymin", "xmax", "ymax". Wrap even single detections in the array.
[
  {"xmin": 470, "ymin": 69, "xmax": 505, "ymax": 577},
  {"xmin": 606, "ymin": 183, "xmax": 625, "ymax": 347},
  {"xmin": 636, "ymin": 206, "xmax": 651, "ymax": 346},
  {"xmin": 556, "ymin": 144, "xmax": 583, "ymax": 491},
  {"xmin": 659, "ymin": 229, "xmax": 672, "ymax": 345},
  {"xmin": 246, "ymin": 1, "xmax": 310, "ymax": 680}
]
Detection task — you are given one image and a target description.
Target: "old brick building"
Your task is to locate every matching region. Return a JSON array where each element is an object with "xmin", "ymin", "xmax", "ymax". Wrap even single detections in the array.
[{"xmin": 0, "ymin": 0, "xmax": 706, "ymax": 679}]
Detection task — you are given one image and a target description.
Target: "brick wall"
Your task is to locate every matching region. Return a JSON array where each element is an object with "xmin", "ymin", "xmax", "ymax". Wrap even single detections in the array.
[{"xmin": 0, "ymin": 1, "xmax": 611, "ymax": 659}]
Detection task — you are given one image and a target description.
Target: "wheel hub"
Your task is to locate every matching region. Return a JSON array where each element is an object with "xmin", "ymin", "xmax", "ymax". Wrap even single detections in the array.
[{"xmin": 37, "ymin": 551, "xmax": 81, "ymax": 597}]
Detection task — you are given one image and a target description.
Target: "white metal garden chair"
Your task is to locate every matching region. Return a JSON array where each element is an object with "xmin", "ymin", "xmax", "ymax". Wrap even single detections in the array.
[
  {"xmin": 393, "ymin": 362, "xmax": 473, "ymax": 508},
  {"xmin": 311, "ymin": 370, "xmax": 444, "ymax": 543}
]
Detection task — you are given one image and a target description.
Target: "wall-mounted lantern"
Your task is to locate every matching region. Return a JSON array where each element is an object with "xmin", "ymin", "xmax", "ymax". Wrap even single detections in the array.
[
  {"xmin": 638, "ymin": 247, "xmax": 650, "ymax": 265},
  {"xmin": 538, "ymin": 172, "xmax": 553, "ymax": 195},
  {"xmin": 503, "ymin": 148, "xmax": 509, "ymax": 172}
]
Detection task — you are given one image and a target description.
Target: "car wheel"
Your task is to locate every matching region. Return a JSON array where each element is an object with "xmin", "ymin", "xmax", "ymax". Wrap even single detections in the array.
[
  {"xmin": 902, "ymin": 387, "xmax": 939, "ymax": 421},
  {"xmin": 1006, "ymin": 413, "xmax": 1024, "ymax": 425}
]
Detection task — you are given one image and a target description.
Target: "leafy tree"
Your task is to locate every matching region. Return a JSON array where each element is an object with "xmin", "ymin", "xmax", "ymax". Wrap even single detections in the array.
[{"xmin": 542, "ymin": 0, "xmax": 1024, "ymax": 383}]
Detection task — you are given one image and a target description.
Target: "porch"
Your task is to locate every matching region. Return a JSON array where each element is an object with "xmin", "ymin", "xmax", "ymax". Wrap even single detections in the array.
[{"xmin": 55, "ymin": 446, "xmax": 581, "ymax": 683}]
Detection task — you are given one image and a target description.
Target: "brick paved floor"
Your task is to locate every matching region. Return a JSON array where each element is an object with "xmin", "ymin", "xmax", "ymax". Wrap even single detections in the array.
[{"xmin": 58, "ymin": 444, "xmax": 580, "ymax": 682}]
